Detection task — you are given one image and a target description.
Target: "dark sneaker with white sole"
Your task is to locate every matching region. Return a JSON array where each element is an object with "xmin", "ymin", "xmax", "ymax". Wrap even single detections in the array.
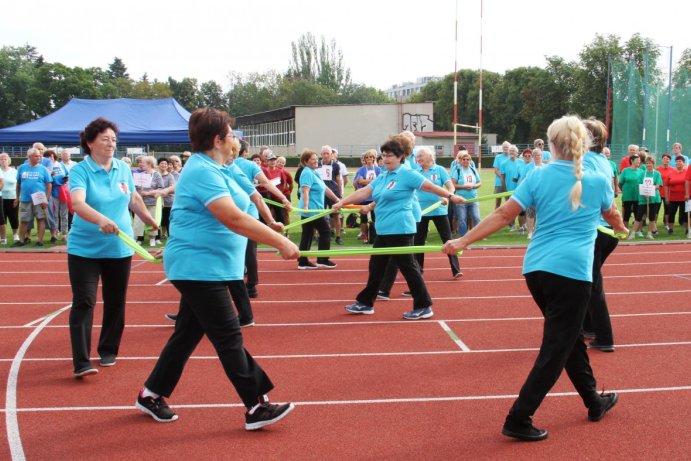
[
  {"xmin": 502, "ymin": 418, "xmax": 548, "ymax": 441},
  {"xmin": 588, "ymin": 340, "xmax": 615, "ymax": 352},
  {"xmin": 164, "ymin": 313, "xmax": 178, "ymax": 322},
  {"xmin": 99, "ymin": 356, "xmax": 116, "ymax": 367},
  {"xmin": 245, "ymin": 402, "xmax": 295, "ymax": 430},
  {"xmin": 401, "ymin": 291, "xmax": 413, "ymax": 297},
  {"xmin": 588, "ymin": 392, "xmax": 618, "ymax": 422},
  {"xmin": 376, "ymin": 291, "xmax": 390, "ymax": 300},
  {"xmin": 74, "ymin": 367, "xmax": 98, "ymax": 378},
  {"xmin": 136, "ymin": 391, "xmax": 178, "ymax": 422},
  {"xmin": 345, "ymin": 302, "xmax": 374, "ymax": 315},
  {"xmin": 402, "ymin": 307, "xmax": 433, "ymax": 320},
  {"xmin": 316, "ymin": 260, "xmax": 337, "ymax": 268},
  {"xmin": 297, "ymin": 262, "xmax": 318, "ymax": 270}
]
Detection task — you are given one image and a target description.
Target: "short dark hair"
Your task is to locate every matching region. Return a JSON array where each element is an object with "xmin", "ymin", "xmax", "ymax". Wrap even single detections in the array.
[
  {"xmin": 188, "ymin": 107, "xmax": 234, "ymax": 152},
  {"xmin": 629, "ymin": 154, "xmax": 640, "ymax": 163},
  {"xmin": 239, "ymin": 139, "xmax": 249, "ymax": 155},
  {"xmin": 662, "ymin": 153, "xmax": 672, "ymax": 160},
  {"xmin": 675, "ymin": 155, "xmax": 686, "ymax": 163},
  {"xmin": 380, "ymin": 138, "xmax": 406, "ymax": 162},
  {"xmin": 80, "ymin": 117, "xmax": 119, "ymax": 155},
  {"xmin": 300, "ymin": 149, "xmax": 317, "ymax": 166},
  {"xmin": 44, "ymin": 149, "xmax": 57, "ymax": 160}
]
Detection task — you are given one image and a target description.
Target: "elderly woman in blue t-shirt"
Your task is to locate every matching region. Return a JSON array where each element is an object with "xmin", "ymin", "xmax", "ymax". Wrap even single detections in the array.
[
  {"xmin": 443, "ymin": 115, "xmax": 628, "ymax": 442},
  {"xmin": 136, "ymin": 108, "xmax": 299, "ymax": 430},
  {"xmin": 333, "ymin": 135, "xmax": 465, "ymax": 320}
]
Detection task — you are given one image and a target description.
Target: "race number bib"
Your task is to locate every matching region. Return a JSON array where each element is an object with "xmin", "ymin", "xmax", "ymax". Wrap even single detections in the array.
[
  {"xmin": 318, "ymin": 166, "xmax": 332, "ymax": 181},
  {"xmin": 464, "ymin": 173, "xmax": 476, "ymax": 187}
]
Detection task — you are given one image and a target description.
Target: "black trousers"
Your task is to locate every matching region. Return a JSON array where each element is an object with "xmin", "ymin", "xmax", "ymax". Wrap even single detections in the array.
[
  {"xmin": 2, "ymin": 198, "xmax": 19, "ymax": 230},
  {"xmin": 68, "ymin": 254, "xmax": 131, "ymax": 372},
  {"xmin": 414, "ymin": 215, "xmax": 461, "ymax": 276},
  {"xmin": 244, "ymin": 239, "xmax": 258, "ymax": 289},
  {"xmin": 145, "ymin": 280, "xmax": 273, "ymax": 408},
  {"xmin": 357, "ymin": 234, "xmax": 432, "ymax": 309},
  {"xmin": 298, "ymin": 216, "xmax": 331, "ymax": 264},
  {"xmin": 583, "ymin": 230, "xmax": 618, "ymax": 344},
  {"xmin": 622, "ymin": 200, "xmax": 638, "ymax": 224},
  {"xmin": 268, "ymin": 203, "xmax": 287, "ymax": 225},
  {"xmin": 508, "ymin": 271, "xmax": 600, "ymax": 423}
]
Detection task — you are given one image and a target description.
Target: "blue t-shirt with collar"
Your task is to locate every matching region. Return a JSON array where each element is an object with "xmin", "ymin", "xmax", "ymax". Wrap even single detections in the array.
[
  {"xmin": 450, "ymin": 164, "xmax": 481, "ymax": 200},
  {"xmin": 417, "ymin": 164, "xmax": 450, "ymax": 217},
  {"xmin": 67, "ymin": 156, "xmax": 135, "ymax": 258},
  {"xmin": 492, "ymin": 154, "xmax": 509, "ymax": 186},
  {"xmin": 164, "ymin": 153, "xmax": 250, "ymax": 281},
  {"xmin": 369, "ymin": 164, "xmax": 426, "ymax": 235},
  {"xmin": 583, "ymin": 151, "xmax": 616, "ymax": 227},
  {"xmin": 511, "ymin": 159, "xmax": 613, "ymax": 282},
  {"xmin": 298, "ymin": 167, "xmax": 326, "ymax": 217},
  {"xmin": 224, "ymin": 161, "xmax": 259, "ymax": 219},
  {"xmin": 501, "ymin": 158, "xmax": 521, "ymax": 191}
]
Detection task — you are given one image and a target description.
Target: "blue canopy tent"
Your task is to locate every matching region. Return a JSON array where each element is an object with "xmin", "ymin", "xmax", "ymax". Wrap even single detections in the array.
[{"xmin": 0, "ymin": 98, "xmax": 192, "ymax": 145}]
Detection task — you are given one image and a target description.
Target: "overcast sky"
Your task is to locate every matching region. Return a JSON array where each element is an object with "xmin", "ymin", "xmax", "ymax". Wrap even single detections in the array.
[{"xmin": 2, "ymin": 0, "xmax": 687, "ymax": 91}]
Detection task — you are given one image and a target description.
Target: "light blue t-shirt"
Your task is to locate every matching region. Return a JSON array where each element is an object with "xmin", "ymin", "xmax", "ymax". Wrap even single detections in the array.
[
  {"xmin": 16, "ymin": 163, "xmax": 52, "ymax": 202},
  {"xmin": 67, "ymin": 156, "xmax": 135, "ymax": 259},
  {"xmin": 583, "ymin": 152, "xmax": 616, "ymax": 227},
  {"xmin": 492, "ymin": 154, "xmax": 509, "ymax": 187},
  {"xmin": 417, "ymin": 164, "xmax": 450, "ymax": 217},
  {"xmin": 402, "ymin": 160, "xmax": 422, "ymax": 222},
  {"xmin": 501, "ymin": 158, "xmax": 521, "ymax": 192},
  {"xmin": 450, "ymin": 164, "xmax": 481, "ymax": 200},
  {"xmin": 516, "ymin": 160, "xmax": 532, "ymax": 184},
  {"xmin": 164, "ymin": 153, "xmax": 250, "ymax": 281},
  {"xmin": 298, "ymin": 167, "xmax": 327, "ymax": 217},
  {"xmin": 542, "ymin": 150, "xmax": 553, "ymax": 162},
  {"xmin": 224, "ymin": 162, "xmax": 259, "ymax": 219},
  {"xmin": 369, "ymin": 164, "xmax": 426, "ymax": 235},
  {"xmin": 511, "ymin": 160, "xmax": 613, "ymax": 282},
  {"xmin": 0, "ymin": 167, "xmax": 18, "ymax": 200},
  {"xmin": 234, "ymin": 156, "xmax": 262, "ymax": 185}
]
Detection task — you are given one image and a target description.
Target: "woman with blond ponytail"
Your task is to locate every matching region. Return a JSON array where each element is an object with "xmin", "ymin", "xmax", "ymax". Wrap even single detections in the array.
[{"xmin": 443, "ymin": 115, "xmax": 628, "ymax": 442}]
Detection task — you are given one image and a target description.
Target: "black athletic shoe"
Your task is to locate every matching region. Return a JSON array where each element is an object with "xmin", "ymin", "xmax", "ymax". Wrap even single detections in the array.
[
  {"xmin": 588, "ymin": 392, "xmax": 618, "ymax": 422},
  {"xmin": 240, "ymin": 320, "xmax": 255, "ymax": 328},
  {"xmin": 245, "ymin": 402, "xmax": 295, "ymax": 431},
  {"xmin": 136, "ymin": 391, "xmax": 178, "ymax": 422},
  {"xmin": 376, "ymin": 291, "xmax": 390, "ymax": 301},
  {"xmin": 502, "ymin": 418, "xmax": 548, "ymax": 441},
  {"xmin": 34, "ymin": 241, "xmax": 44, "ymax": 247},
  {"xmin": 12, "ymin": 241, "xmax": 25, "ymax": 247},
  {"xmin": 298, "ymin": 262, "xmax": 318, "ymax": 270},
  {"xmin": 582, "ymin": 330, "xmax": 596, "ymax": 339},
  {"xmin": 50, "ymin": 236, "xmax": 57, "ymax": 243},
  {"xmin": 247, "ymin": 288, "xmax": 259, "ymax": 298},
  {"xmin": 401, "ymin": 291, "xmax": 413, "ymax": 297},
  {"xmin": 74, "ymin": 366, "xmax": 98, "ymax": 378},
  {"xmin": 316, "ymin": 260, "xmax": 337, "ymax": 268},
  {"xmin": 164, "ymin": 313, "xmax": 178, "ymax": 322},
  {"xmin": 588, "ymin": 339, "xmax": 615, "ymax": 352},
  {"xmin": 99, "ymin": 355, "xmax": 116, "ymax": 367}
]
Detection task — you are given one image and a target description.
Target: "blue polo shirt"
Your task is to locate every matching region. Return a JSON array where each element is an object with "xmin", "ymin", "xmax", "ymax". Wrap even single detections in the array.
[
  {"xmin": 224, "ymin": 162, "xmax": 259, "ymax": 219},
  {"xmin": 511, "ymin": 160, "xmax": 613, "ymax": 282},
  {"xmin": 402, "ymin": 160, "xmax": 422, "ymax": 222},
  {"xmin": 164, "ymin": 153, "xmax": 250, "ymax": 281},
  {"xmin": 501, "ymin": 158, "xmax": 521, "ymax": 191},
  {"xmin": 67, "ymin": 156, "xmax": 135, "ymax": 258},
  {"xmin": 299, "ymin": 167, "xmax": 326, "ymax": 217},
  {"xmin": 450, "ymin": 165, "xmax": 481, "ymax": 200},
  {"xmin": 369, "ymin": 165, "xmax": 426, "ymax": 235},
  {"xmin": 493, "ymin": 154, "xmax": 509, "ymax": 186},
  {"xmin": 234, "ymin": 156, "xmax": 262, "ymax": 185},
  {"xmin": 17, "ymin": 163, "xmax": 52, "ymax": 202},
  {"xmin": 417, "ymin": 164, "xmax": 450, "ymax": 217}
]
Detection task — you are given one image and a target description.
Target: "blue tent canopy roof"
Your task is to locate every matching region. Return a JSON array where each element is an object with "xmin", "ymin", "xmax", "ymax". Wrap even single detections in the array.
[{"xmin": 0, "ymin": 98, "xmax": 192, "ymax": 144}]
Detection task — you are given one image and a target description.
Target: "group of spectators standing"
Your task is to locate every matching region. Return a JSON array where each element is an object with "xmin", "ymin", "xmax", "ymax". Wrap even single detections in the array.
[
  {"xmin": 1, "ymin": 143, "xmax": 76, "ymax": 246},
  {"xmin": 616, "ymin": 142, "xmax": 690, "ymax": 239}
]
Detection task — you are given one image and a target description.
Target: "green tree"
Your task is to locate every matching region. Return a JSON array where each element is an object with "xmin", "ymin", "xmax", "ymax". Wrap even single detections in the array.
[
  {"xmin": 107, "ymin": 57, "xmax": 129, "ymax": 80},
  {"xmin": 339, "ymin": 84, "xmax": 392, "ymax": 104},
  {"xmin": 287, "ymin": 33, "xmax": 352, "ymax": 93},
  {"xmin": 199, "ymin": 80, "xmax": 226, "ymax": 109},
  {"xmin": 168, "ymin": 77, "xmax": 203, "ymax": 111},
  {"xmin": 0, "ymin": 45, "xmax": 40, "ymax": 127},
  {"xmin": 226, "ymin": 71, "xmax": 279, "ymax": 116}
]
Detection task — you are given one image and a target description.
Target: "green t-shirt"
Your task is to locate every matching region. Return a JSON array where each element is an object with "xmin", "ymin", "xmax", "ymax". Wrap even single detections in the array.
[
  {"xmin": 619, "ymin": 167, "xmax": 644, "ymax": 201},
  {"xmin": 637, "ymin": 169, "xmax": 663, "ymax": 204}
]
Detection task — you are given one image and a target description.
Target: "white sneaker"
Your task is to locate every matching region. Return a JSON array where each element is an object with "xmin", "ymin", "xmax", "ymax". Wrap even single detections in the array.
[
  {"xmin": 13, "ymin": 235, "xmax": 20, "ymax": 242},
  {"xmin": 646, "ymin": 232, "xmax": 654, "ymax": 240},
  {"xmin": 687, "ymin": 231, "xmax": 691, "ymax": 239},
  {"xmin": 0, "ymin": 239, "xmax": 6, "ymax": 245},
  {"xmin": 155, "ymin": 239, "xmax": 162, "ymax": 245},
  {"xmin": 149, "ymin": 238, "xmax": 157, "ymax": 247},
  {"xmin": 627, "ymin": 232, "xmax": 635, "ymax": 240},
  {"xmin": 527, "ymin": 232, "xmax": 533, "ymax": 240}
]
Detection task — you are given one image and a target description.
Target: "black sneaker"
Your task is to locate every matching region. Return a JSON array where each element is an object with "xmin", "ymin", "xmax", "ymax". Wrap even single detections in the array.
[
  {"xmin": 335, "ymin": 237, "xmax": 344, "ymax": 245},
  {"xmin": 247, "ymin": 287, "xmax": 259, "ymax": 298},
  {"xmin": 24, "ymin": 237, "xmax": 30, "ymax": 244},
  {"xmin": 588, "ymin": 392, "xmax": 618, "ymax": 422},
  {"xmin": 12, "ymin": 241, "xmax": 25, "ymax": 247},
  {"xmin": 74, "ymin": 366, "xmax": 98, "ymax": 378},
  {"xmin": 99, "ymin": 355, "xmax": 116, "ymax": 367},
  {"xmin": 582, "ymin": 330, "xmax": 596, "ymax": 339},
  {"xmin": 376, "ymin": 291, "xmax": 390, "ymax": 301},
  {"xmin": 298, "ymin": 262, "xmax": 318, "ymax": 270},
  {"xmin": 50, "ymin": 236, "xmax": 57, "ymax": 243},
  {"xmin": 502, "ymin": 418, "xmax": 548, "ymax": 441},
  {"xmin": 345, "ymin": 302, "xmax": 374, "ymax": 315},
  {"xmin": 402, "ymin": 307, "xmax": 434, "ymax": 320},
  {"xmin": 136, "ymin": 391, "xmax": 178, "ymax": 422},
  {"xmin": 164, "ymin": 313, "xmax": 178, "ymax": 322},
  {"xmin": 316, "ymin": 260, "xmax": 337, "ymax": 269},
  {"xmin": 588, "ymin": 339, "xmax": 615, "ymax": 352},
  {"xmin": 245, "ymin": 402, "xmax": 295, "ymax": 431},
  {"xmin": 240, "ymin": 320, "xmax": 255, "ymax": 328},
  {"xmin": 34, "ymin": 241, "xmax": 44, "ymax": 247},
  {"xmin": 401, "ymin": 291, "xmax": 413, "ymax": 297}
]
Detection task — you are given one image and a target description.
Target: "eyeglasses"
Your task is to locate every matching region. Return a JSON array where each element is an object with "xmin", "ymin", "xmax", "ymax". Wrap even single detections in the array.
[{"xmin": 381, "ymin": 152, "xmax": 397, "ymax": 158}]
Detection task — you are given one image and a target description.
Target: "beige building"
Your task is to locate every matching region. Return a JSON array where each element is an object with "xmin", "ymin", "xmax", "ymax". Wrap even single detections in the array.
[{"xmin": 235, "ymin": 102, "xmax": 435, "ymax": 158}]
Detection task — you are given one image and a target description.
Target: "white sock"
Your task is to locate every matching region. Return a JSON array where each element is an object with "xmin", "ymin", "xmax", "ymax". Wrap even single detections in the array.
[{"xmin": 140, "ymin": 387, "xmax": 159, "ymax": 399}]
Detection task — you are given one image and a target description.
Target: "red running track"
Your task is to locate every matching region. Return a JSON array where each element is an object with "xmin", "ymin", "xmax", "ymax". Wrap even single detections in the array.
[{"xmin": 1, "ymin": 243, "xmax": 690, "ymax": 460}]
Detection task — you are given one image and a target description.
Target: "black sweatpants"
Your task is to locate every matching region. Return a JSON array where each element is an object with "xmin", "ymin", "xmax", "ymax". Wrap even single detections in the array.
[
  {"xmin": 583, "ymin": 230, "xmax": 618, "ymax": 344},
  {"xmin": 68, "ymin": 254, "xmax": 131, "ymax": 372},
  {"xmin": 507, "ymin": 271, "xmax": 601, "ymax": 423},
  {"xmin": 145, "ymin": 280, "xmax": 273, "ymax": 408},
  {"xmin": 244, "ymin": 239, "xmax": 258, "ymax": 289},
  {"xmin": 414, "ymin": 215, "xmax": 461, "ymax": 276},
  {"xmin": 298, "ymin": 216, "xmax": 331, "ymax": 265},
  {"xmin": 357, "ymin": 234, "xmax": 432, "ymax": 309}
]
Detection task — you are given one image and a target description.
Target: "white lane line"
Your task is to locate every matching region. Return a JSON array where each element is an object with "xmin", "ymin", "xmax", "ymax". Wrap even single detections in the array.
[
  {"xmin": 23, "ymin": 303, "xmax": 72, "ymax": 335},
  {"xmin": 5, "ymin": 305, "xmax": 70, "ymax": 461},
  {"xmin": 3, "ymin": 340, "xmax": 691, "ymax": 363},
  {"xmin": 438, "ymin": 321, "xmax": 471, "ymax": 351},
  {"xmin": 2, "ymin": 384, "xmax": 691, "ymax": 414},
  {"xmin": 154, "ymin": 278, "xmax": 169, "ymax": 286}
]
